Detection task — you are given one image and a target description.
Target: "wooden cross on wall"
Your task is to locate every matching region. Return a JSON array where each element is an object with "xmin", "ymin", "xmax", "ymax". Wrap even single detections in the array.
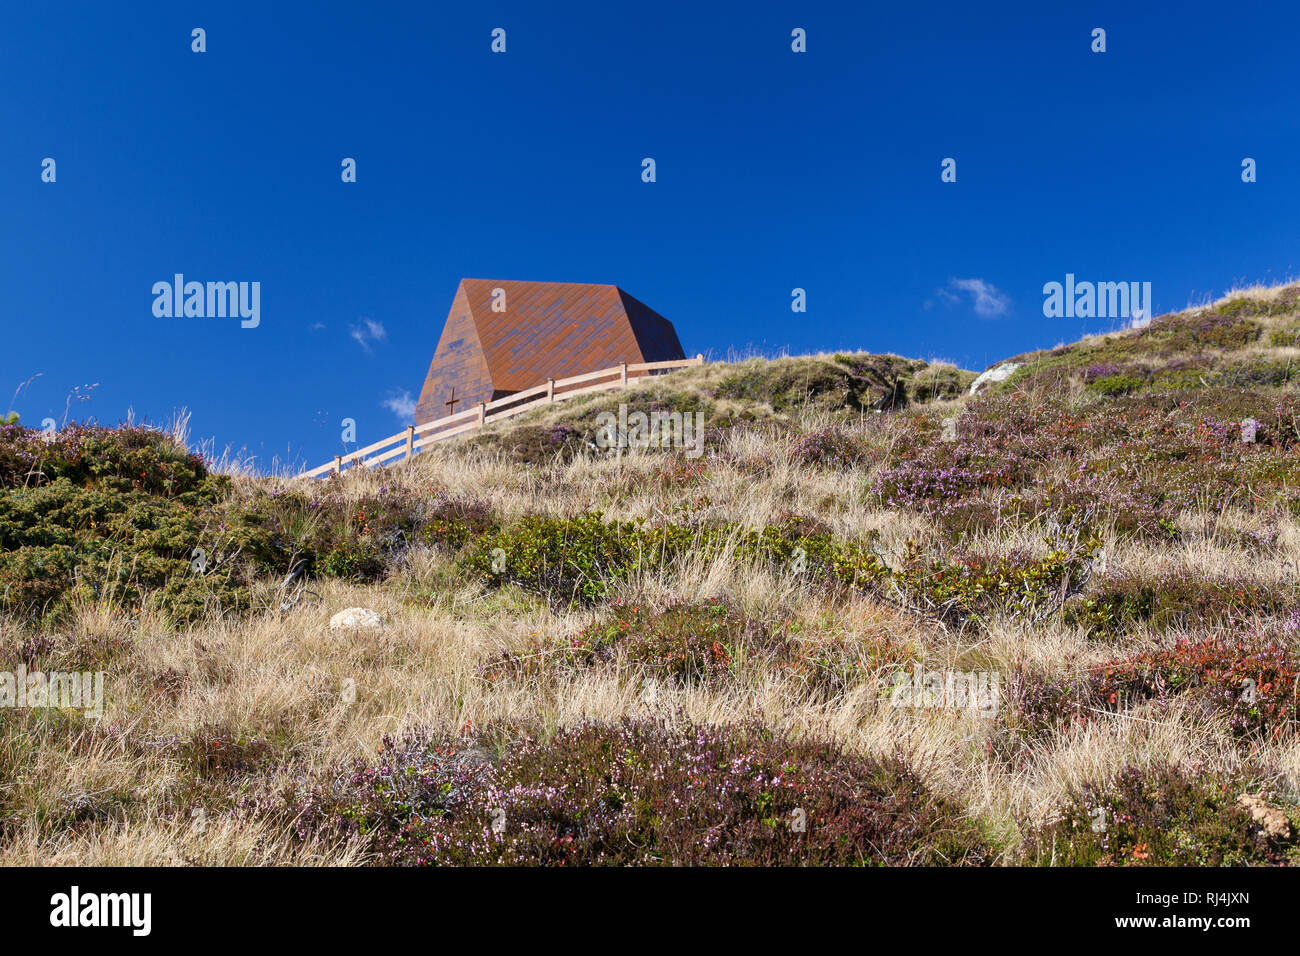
[{"xmin": 444, "ymin": 388, "xmax": 460, "ymax": 415}]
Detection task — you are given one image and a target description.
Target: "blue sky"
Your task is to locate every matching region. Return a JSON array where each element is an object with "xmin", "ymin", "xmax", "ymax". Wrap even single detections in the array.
[{"xmin": 4, "ymin": 1, "xmax": 1299, "ymax": 471}]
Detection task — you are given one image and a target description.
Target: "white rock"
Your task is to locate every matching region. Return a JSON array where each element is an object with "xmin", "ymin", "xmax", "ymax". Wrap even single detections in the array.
[
  {"xmin": 329, "ymin": 607, "xmax": 384, "ymax": 630},
  {"xmin": 969, "ymin": 362, "xmax": 1022, "ymax": 395}
]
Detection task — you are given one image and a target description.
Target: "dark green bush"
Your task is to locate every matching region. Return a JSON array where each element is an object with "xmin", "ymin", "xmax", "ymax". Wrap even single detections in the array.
[
  {"xmin": 0, "ymin": 473, "xmax": 274, "ymax": 622},
  {"xmin": 319, "ymin": 538, "xmax": 385, "ymax": 581},
  {"xmin": 0, "ymin": 421, "xmax": 509, "ymax": 619}
]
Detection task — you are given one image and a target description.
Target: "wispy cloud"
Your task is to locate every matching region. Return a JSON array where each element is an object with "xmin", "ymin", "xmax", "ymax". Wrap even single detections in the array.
[
  {"xmin": 382, "ymin": 389, "xmax": 416, "ymax": 422},
  {"xmin": 350, "ymin": 318, "xmax": 388, "ymax": 352},
  {"xmin": 928, "ymin": 278, "xmax": 1011, "ymax": 318}
]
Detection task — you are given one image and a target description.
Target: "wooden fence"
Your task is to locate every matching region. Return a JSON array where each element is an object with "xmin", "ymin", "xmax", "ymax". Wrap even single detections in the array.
[{"xmin": 298, "ymin": 354, "xmax": 705, "ymax": 478}]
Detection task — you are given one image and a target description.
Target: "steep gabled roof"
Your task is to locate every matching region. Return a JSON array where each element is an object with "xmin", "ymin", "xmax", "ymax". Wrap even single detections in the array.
[{"xmin": 414, "ymin": 279, "xmax": 686, "ymax": 424}]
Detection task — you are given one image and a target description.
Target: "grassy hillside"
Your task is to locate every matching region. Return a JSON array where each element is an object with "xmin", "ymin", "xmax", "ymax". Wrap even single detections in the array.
[{"xmin": 4, "ymin": 286, "xmax": 1300, "ymax": 865}]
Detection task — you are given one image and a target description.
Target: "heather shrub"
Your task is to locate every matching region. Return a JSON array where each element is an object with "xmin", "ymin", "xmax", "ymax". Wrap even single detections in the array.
[
  {"xmin": 790, "ymin": 426, "xmax": 869, "ymax": 468},
  {"xmin": 653, "ymin": 455, "xmax": 708, "ymax": 488},
  {"xmin": 991, "ymin": 292, "xmax": 1299, "ymax": 399},
  {"xmin": 1028, "ymin": 765, "xmax": 1296, "ymax": 866},
  {"xmin": 259, "ymin": 719, "xmax": 994, "ymax": 866},
  {"xmin": 182, "ymin": 723, "xmax": 275, "ymax": 780},
  {"xmin": 869, "ymin": 388, "xmax": 1300, "ymax": 537},
  {"xmin": 1139, "ymin": 309, "xmax": 1260, "ymax": 352},
  {"xmin": 874, "ymin": 456, "xmax": 1023, "ymax": 510},
  {"xmin": 1081, "ymin": 362, "xmax": 1121, "ymax": 384},
  {"xmin": 0, "ymin": 422, "xmax": 208, "ymax": 494},
  {"xmin": 1008, "ymin": 475, "xmax": 1169, "ymax": 538},
  {"xmin": 1002, "ymin": 638, "xmax": 1300, "ymax": 743},
  {"xmin": 798, "ymin": 628, "xmax": 918, "ymax": 698},
  {"xmin": 1090, "ymin": 638, "xmax": 1300, "ymax": 739},
  {"xmin": 994, "ymin": 669, "xmax": 1092, "ymax": 758}
]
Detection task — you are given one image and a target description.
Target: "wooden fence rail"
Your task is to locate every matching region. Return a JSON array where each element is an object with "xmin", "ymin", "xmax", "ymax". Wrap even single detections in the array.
[{"xmin": 297, "ymin": 354, "xmax": 705, "ymax": 479}]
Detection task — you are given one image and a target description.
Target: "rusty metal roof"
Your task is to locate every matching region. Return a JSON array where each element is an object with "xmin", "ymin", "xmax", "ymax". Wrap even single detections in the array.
[{"xmin": 415, "ymin": 279, "xmax": 686, "ymax": 424}]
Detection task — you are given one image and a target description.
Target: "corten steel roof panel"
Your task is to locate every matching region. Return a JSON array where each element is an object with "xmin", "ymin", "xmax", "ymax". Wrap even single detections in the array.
[
  {"xmin": 413, "ymin": 278, "xmax": 687, "ymax": 425},
  {"xmin": 415, "ymin": 283, "xmax": 494, "ymax": 424},
  {"xmin": 463, "ymin": 279, "xmax": 646, "ymax": 392},
  {"xmin": 619, "ymin": 289, "xmax": 686, "ymax": 360}
]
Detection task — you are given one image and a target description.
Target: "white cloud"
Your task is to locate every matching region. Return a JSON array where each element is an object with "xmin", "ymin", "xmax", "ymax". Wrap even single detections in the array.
[
  {"xmin": 929, "ymin": 278, "xmax": 1011, "ymax": 318},
  {"xmin": 350, "ymin": 318, "xmax": 388, "ymax": 352},
  {"xmin": 382, "ymin": 389, "xmax": 416, "ymax": 422}
]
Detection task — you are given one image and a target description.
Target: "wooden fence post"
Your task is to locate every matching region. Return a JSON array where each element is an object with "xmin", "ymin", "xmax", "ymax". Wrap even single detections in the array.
[
  {"xmin": 334, "ymin": 455, "xmax": 342, "ymax": 475},
  {"xmin": 478, "ymin": 402, "xmax": 486, "ymax": 426},
  {"xmin": 406, "ymin": 425, "xmax": 415, "ymax": 460},
  {"xmin": 695, "ymin": 353, "xmax": 704, "ymax": 365},
  {"xmin": 547, "ymin": 378, "xmax": 554, "ymax": 403},
  {"xmin": 620, "ymin": 362, "xmax": 628, "ymax": 387}
]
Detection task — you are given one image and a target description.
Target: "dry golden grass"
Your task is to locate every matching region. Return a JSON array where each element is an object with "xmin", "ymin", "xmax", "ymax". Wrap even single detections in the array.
[
  {"xmin": 4, "ymin": 429, "xmax": 1295, "ymax": 865},
  {"xmin": 6, "ymin": 285, "xmax": 1300, "ymax": 865}
]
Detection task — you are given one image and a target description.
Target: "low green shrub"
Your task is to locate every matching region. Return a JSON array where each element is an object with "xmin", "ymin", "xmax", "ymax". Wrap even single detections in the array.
[
  {"xmin": 1065, "ymin": 574, "xmax": 1289, "ymax": 635},
  {"xmin": 463, "ymin": 511, "xmax": 1096, "ymax": 625}
]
